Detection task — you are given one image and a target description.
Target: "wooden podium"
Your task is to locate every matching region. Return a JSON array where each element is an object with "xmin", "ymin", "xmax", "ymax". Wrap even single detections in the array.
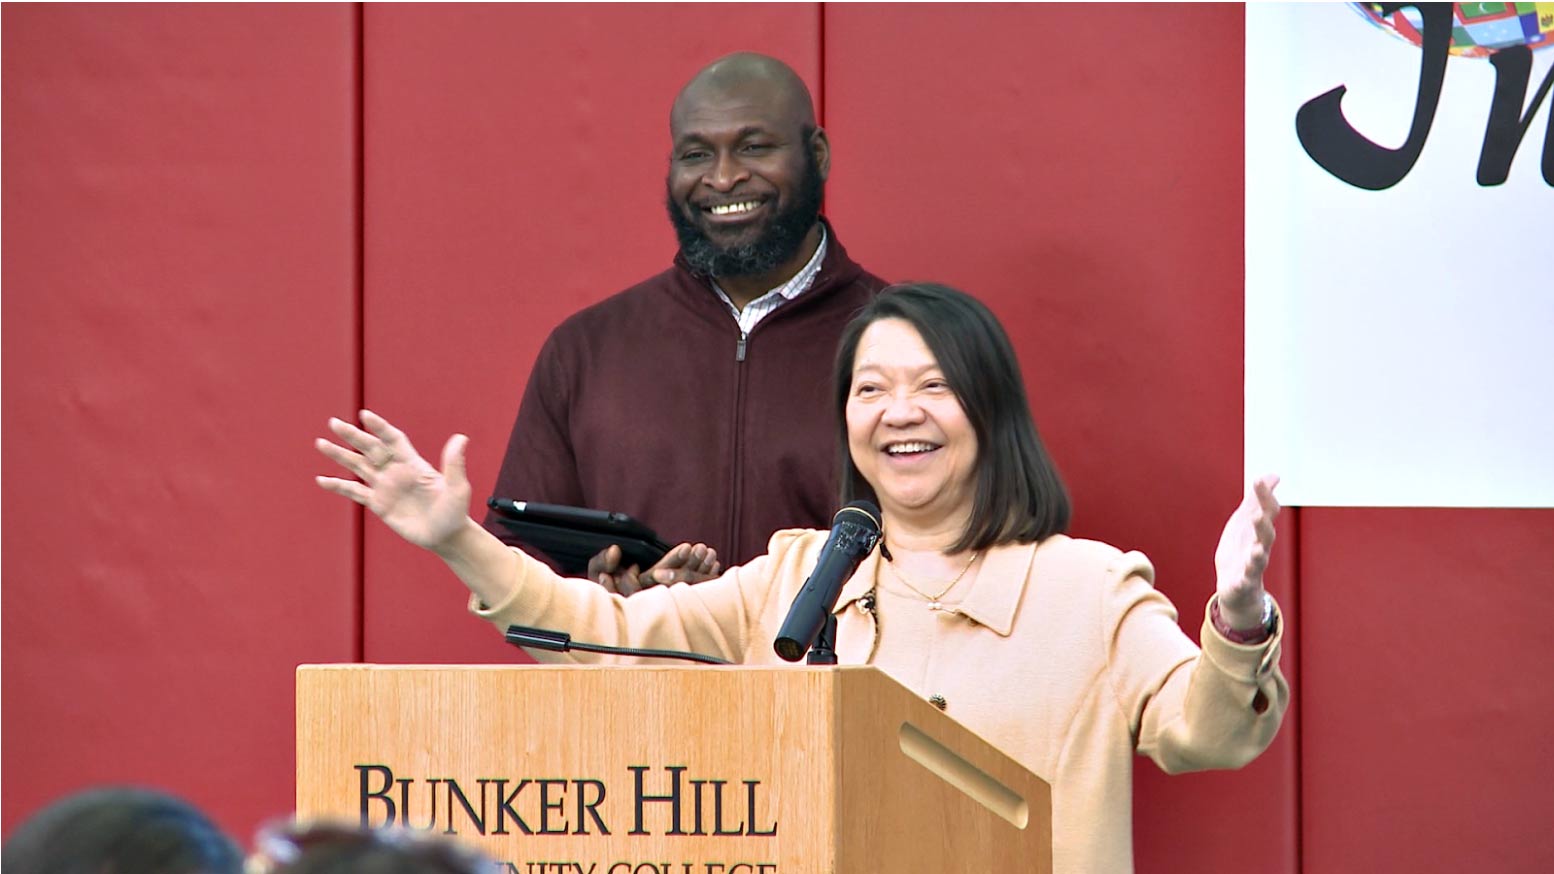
[{"xmin": 297, "ymin": 665, "xmax": 1051, "ymax": 873}]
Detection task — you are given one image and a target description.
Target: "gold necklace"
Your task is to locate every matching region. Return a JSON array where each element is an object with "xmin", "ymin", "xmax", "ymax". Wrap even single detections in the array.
[{"xmin": 885, "ymin": 550, "xmax": 981, "ymax": 611}]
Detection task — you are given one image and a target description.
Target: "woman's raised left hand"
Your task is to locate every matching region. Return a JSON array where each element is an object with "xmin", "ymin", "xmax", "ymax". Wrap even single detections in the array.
[{"xmin": 1213, "ymin": 474, "xmax": 1282, "ymax": 628}]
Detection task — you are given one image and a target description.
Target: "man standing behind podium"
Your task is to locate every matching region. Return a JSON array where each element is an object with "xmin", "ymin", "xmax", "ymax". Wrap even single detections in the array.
[{"xmin": 483, "ymin": 53, "xmax": 887, "ymax": 592}]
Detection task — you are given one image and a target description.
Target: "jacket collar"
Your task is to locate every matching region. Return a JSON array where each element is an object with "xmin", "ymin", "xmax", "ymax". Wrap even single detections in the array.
[
  {"xmin": 953, "ymin": 539, "xmax": 1042, "ymax": 636},
  {"xmin": 832, "ymin": 537, "xmax": 1048, "ymax": 638}
]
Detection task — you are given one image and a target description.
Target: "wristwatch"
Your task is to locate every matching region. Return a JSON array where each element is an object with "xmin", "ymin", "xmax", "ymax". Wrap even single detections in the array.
[{"xmin": 1214, "ymin": 592, "xmax": 1276, "ymax": 645}]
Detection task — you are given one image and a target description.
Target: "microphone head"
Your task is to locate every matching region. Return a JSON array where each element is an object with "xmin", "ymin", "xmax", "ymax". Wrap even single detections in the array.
[{"xmin": 834, "ymin": 500, "xmax": 882, "ymax": 532}]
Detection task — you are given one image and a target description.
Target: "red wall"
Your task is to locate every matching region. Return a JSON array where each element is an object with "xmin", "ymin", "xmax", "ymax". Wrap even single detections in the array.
[
  {"xmin": 1300, "ymin": 508, "xmax": 1554, "ymax": 871},
  {"xmin": 2, "ymin": 4, "xmax": 360, "ymax": 840},
  {"xmin": 4, "ymin": 5, "xmax": 1550, "ymax": 871}
]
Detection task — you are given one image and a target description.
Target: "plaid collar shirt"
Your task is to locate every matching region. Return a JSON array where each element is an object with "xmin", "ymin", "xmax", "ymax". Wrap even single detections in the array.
[{"xmin": 710, "ymin": 225, "xmax": 828, "ymax": 335}]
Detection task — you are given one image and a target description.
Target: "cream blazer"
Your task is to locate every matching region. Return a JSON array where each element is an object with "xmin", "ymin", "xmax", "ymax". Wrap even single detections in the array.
[{"xmin": 472, "ymin": 530, "xmax": 1288, "ymax": 874}]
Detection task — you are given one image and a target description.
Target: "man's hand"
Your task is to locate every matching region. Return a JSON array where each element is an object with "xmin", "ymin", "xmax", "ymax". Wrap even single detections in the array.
[{"xmin": 587, "ymin": 542, "xmax": 722, "ymax": 595}]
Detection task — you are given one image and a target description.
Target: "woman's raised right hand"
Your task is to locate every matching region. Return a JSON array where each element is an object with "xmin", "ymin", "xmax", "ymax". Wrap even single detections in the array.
[{"xmin": 315, "ymin": 410, "xmax": 472, "ymax": 553}]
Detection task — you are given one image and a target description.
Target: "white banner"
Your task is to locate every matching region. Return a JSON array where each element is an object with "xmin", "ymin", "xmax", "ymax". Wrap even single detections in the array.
[{"xmin": 1245, "ymin": 2, "xmax": 1553, "ymax": 507}]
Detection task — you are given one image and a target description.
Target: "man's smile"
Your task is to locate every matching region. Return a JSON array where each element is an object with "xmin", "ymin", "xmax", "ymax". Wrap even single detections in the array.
[
  {"xmin": 708, "ymin": 200, "xmax": 762, "ymax": 216},
  {"xmin": 698, "ymin": 197, "xmax": 770, "ymax": 228}
]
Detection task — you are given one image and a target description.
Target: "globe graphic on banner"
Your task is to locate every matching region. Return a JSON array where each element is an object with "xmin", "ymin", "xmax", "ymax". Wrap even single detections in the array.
[{"xmin": 1354, "ymin": 2, "xmax": 1554, "ymax": 57}]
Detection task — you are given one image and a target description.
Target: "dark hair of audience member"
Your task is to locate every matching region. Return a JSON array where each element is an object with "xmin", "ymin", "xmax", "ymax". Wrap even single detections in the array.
[
  {"xmin": 254, "ymin": 821, "xmax": 492, "ymax": 874},
  {"xmin": 0, "ymin": 786, "xmax": 242, "ymax": 874}
]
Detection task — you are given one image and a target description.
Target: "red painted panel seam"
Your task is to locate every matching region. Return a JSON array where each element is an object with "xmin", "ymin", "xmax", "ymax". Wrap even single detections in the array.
[
  {"xmin": 1292, "ymin": 505, "xmax": 1304, "ymax": 874},
  {"xmin": 816, "ymin": 2, "xmax": 826, "ymax": 126},
  {"xmin": 352, "ymin": 0, "xmax": 366, "ymax": 664}
]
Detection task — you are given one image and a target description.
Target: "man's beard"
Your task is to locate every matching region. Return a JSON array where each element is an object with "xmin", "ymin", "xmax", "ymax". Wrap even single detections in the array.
[{"xmin": 666, "ymin": 151, "xmax": 825, "ymax": 279}]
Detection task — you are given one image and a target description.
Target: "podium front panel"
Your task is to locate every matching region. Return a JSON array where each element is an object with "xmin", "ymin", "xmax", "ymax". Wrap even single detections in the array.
[{"xmin": 297, "ymin": 664, "xmax": 1050, "ymax": 873}]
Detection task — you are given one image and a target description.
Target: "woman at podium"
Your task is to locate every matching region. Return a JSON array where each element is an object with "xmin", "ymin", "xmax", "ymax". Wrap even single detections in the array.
[{"xmin": 315, "ymin": 282, "xmax": 1287, "ymax": 874}]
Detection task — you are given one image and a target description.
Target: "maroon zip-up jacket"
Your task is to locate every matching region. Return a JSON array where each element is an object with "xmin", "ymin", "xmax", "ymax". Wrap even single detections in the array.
[{"xmin": 482, "ymin": 222, "xmax": 887, "ymax": 568}]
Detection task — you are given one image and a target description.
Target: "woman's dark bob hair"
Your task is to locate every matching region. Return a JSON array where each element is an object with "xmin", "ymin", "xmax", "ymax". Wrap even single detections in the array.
[{"xmin": 833, "ymin": 282, "xmax": 1070, "ymax": 553}]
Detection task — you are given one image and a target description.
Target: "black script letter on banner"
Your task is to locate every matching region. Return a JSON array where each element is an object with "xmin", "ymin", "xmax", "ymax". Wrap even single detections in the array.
[
  {"xmin": 1296, "ymin": 2, "xmax": 1453, "ymax": 190},
  {"xmin": 1478, "ymin": 45, "xmax": 1554, "ymax": 185}
]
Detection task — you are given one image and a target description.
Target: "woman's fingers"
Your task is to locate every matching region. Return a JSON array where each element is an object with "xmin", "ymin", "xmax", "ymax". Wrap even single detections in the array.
[
  {"xmin": 1245, "ymin": 543, "xmax": 1269, "ymax": 578},
  {"xmin": 439, "ymin": 434, "xmax": 470, "ymax": 487},
  {"xmin": 315, "ymin": 437, "xmax": 374, "ymax": 481},
  {"xmin": 331, "ymin": 410, "xmax": 430, "ymax": 472},
  {"xmin": 361, "ymin": 409, "xmax": 417, "ymax": 462},
  {"xmin": 315, "ymin": 475, "xmax": 370, "ymax": 506},
  {"xmin": 328, "ymin": 415, "xmax": 375, "ymax": 452},
  {"xmin": 328, "ymin": 415, "xmax": 396, "ymax": 468}
]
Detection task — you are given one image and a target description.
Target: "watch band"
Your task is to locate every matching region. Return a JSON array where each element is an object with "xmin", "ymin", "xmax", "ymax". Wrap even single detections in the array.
[{"xmin": 1212, "ymin": 593, "xmax": 1275, "ymax": 645}]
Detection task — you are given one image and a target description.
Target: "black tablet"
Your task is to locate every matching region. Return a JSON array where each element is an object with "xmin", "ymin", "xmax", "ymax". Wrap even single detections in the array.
[{"xmin": 486, "ymin": 498, "xmax": 672, "ymax": 577}]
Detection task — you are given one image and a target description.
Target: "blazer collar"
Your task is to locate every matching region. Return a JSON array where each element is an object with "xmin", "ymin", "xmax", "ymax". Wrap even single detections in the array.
[
  {"xmin": 832, "ymin": 538, "xmax": 1044, "ymax": 638},
  {"xmin": 947, "ymin": 540, "xmax": 1039, "ymax": 636}
]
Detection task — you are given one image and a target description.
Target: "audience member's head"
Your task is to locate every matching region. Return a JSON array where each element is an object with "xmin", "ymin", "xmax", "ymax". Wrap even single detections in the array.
[
  {"xmin": 250, "ymin": 820, "xmax": 491, "ymax": 874},
  {"xmin": 1, "ymin": 786, "xmax": 242, "ymax": 874}
]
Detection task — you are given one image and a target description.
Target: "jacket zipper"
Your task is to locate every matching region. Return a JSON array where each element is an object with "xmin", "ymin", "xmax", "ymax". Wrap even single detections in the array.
[
  {"xmin": 726, "ymin": 329, "xmax": 749, "ymax": 558},
  {"xmin": 723, "ymin": 265, "xmax": 843, "ymax": 557}
]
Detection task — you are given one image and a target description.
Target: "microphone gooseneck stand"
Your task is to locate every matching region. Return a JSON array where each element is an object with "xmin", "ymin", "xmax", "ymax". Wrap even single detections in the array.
[
  {"xmin": 505, "ymin": 625, "xmax": 731, "ymax": 665},
  {"xmin": 805, "ymin": 613, "xmax": 838, "ymax": 665}
]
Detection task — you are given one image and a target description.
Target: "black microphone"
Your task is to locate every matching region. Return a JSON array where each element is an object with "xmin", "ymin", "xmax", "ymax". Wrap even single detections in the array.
[
  {"xmin": 773, "ymin": 501, "xmax": 883, "ymax": 662},
  {"xmin": 505, "ymin": 625, "xmax": 731, "ymax": 665}
]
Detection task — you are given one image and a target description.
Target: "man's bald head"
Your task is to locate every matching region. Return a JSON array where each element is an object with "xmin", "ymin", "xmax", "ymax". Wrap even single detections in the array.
[{"xmin": 670, "ymin": 52, "xmax": 817, "ymax": 136}]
